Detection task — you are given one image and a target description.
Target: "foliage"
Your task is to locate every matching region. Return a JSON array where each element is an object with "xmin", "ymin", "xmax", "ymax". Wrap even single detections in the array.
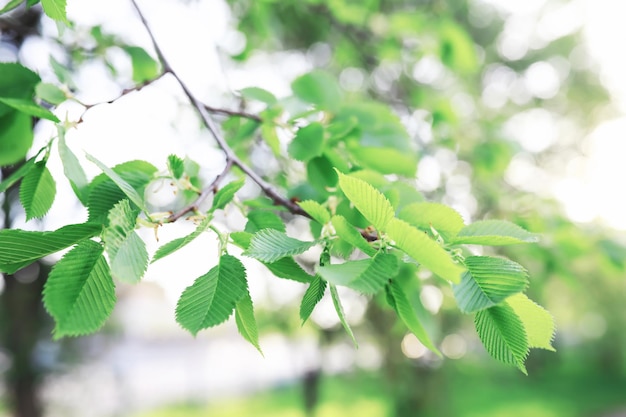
[{"xmin": 0, "ymin": 1, "xmax": 558, "ymax": 374}]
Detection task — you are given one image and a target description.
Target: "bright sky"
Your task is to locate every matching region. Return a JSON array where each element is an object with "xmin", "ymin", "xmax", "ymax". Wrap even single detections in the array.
[
  {"xmin": 562, "ymin": 0, "xmax": 626, "ymax": 229},
  {"xmin": 483, "ymin": 0, "xmax": 626, "ymax": 230}
]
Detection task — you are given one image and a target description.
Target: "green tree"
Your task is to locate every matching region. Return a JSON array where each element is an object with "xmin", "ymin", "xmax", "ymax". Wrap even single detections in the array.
[{"xmin": 3, "ymin": 0, "xmax": 615, "ymax": 415}]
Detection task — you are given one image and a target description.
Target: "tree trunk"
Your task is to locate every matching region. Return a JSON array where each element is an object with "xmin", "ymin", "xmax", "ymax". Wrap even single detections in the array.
[
  {"xmin": 1, "ymin": 266, "xmax": 48, "ymax": 417},
  {"xmin": 0, "ymin": 6, "xmax": 46, "ymax": 416},
  {"xmin": 1, "ymin": 163, "xmax": 49, "ymax": 417},
  {"xmin": 366, "ymin": 302, "xmax": 447, "ymax": 417}
]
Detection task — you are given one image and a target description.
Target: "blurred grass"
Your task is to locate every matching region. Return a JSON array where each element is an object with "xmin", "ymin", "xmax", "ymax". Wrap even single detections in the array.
[
  {"xmin": 133, "ymin": 363, "xmax": 626, "ymax": 417},
  {"xmin": 132, "ymin": 373, "xmax": 389, "ymax": 417},
  {"xmin": 438, "ymin": 363, "xmax": 626, "ymax": 417}
]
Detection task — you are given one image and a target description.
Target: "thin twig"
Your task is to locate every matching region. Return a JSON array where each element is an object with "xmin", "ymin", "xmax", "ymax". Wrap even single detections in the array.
[
  {"xmin": 166, "ymin": 158, "xmax": 234, "ymax": 222},
  {"xmin": 76, "ymin": 71, "xmax": 169, "ymax": 120},
  {"xmin": 204, "ymin": 104, "xmax": 262, "ymax": 122},
  {"xmin": 78, "ymin": 71, "xmax": 260, "ymax": 123},
  {"xmin": 130, "ymin": 0, "xmax": 308, "ymax": 218}
]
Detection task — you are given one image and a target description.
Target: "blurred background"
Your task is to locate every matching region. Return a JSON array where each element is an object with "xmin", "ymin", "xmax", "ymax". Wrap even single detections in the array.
[{"xmin": 1, "ymin": 0, "xmax": 626, "ymax": 416}]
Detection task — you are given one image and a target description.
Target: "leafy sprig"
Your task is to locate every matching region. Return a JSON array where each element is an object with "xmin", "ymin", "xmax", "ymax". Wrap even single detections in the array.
[{"xmin": 0, "ymin": 2, "xmax": 554, "ymax": 373}]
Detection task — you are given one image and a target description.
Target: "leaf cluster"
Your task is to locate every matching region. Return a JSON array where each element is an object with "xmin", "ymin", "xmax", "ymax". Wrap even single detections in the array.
[{"xmin": 0, "ymin": 3, "xmax": 555, "ymax": 373}]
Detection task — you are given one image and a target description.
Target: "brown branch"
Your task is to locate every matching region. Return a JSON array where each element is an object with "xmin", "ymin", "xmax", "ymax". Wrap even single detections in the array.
[
  {"xmin": 78, "ymin": 71, "xmax": 261, "ymax": 125},
  {"xmin": 204, "ymin": 105, "xmax": 262, "ymax": 123},
  {"xmin": 130, "ymin": 0, "xmax": 308, "ymax": 219}
]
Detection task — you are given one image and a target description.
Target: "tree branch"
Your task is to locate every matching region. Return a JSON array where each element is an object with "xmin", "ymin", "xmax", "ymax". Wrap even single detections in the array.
[
  {"xmin": 78, "ymin": 72, "xmax": 261, "ymax": 123},
  {"xmin": 204, "ymin": 104, "xmax": 262, "ymax": 123},
  {"xmin": 130, "ymin": 0, "xmax": 308, "ymax": 218},
  {"xmin": 79, "ymin": 71, "xmax": 170, "ymax": 115},
  {"xmin": 166, "ymin": 158, "xmax": 234, "ymax": 222}
]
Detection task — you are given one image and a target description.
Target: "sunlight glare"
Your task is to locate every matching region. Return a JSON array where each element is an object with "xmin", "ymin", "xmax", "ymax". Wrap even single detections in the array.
[
  {"xmin": 554, "ymin": 118, "xmax": 626, "ymax": 229},
  {"xmin": 401, "ymin": 333, "xmax": 427, "ymax": 359},
  {"xmin": 585, "ymin": 119, "xmax": 626, "ymax": 229},
  {"xmin": 584, "ymin": 0, "xmax": 626, "ymax": 111}
]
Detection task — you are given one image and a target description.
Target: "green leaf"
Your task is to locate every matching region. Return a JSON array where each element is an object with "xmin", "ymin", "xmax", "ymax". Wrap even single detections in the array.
[
  {"xmin": 36, "ymin": 82, "xmax": 66, "ymax": 105},
  {"xmin": 0, "ymin": 97, "xmax": 59, "ymax": 122},
  {"xmin": 230, "ymin": 231, "xmax": 253, "ymax": 249},
  {"xmin": 19, "ymin": 160, "xmax": 56, "ymax": 220},
  {"xmin": 262, "ymin": 257, "xmax": 313, "ymax": 284},
  {"xmin": 261, "ymin": 123, "xmax": 281, "ymax": 156},
  {"xmin": 387, "ymin": 218, "xmax": 465, "ymax": 283},
  {"xmin": 0, "ymin": 111, "xmax": 34, "ymax": 166},
  {"xmin": 346, "ymin": 169, "xmax": 388, "ymax": 188},
  {"xmin": 300, "ymin": 275, "xmax": 327, "ymax": 324},
  {"xmin": 40, "ymin": 0, "xmax": 67, "ymax": 23},
  {"xmin": 123, "ymin": 46, "xmax": 160, "ymax": 84},
  {"xmin": 475, "ymin": 304, "xmax": 529, "ymax": 374},
  {"xmin": 239, "ymin": 87, "xmax": 277, "ymax": 105},
  {"xmin": 335, "ymin": 102, "xmax": 412, "ymax": 152},
  {"xmin": 318, "ymin": 260, "xmax": 368, "ymax": 286},
  {"xmin": 58, "ymin": 126, "xmax": 89, "ymax": 204},
  {"xmin": 235, "ymin": 290, "xmax": 263, "ymax": 354},
  {"xmin": 453, "ymin": 220, "xmax": 540, "ymax": 246},
  {"xmin": 183, "ymin": 156, "xmax": 200, "ymax": 177},
  {"xmin": 292, "ymin": 70, "xmax": 342, "ymax": 112},
  {"xmin": 506, "ymin": 294, "xmax": 556, "ymax": 352},
  {"xmin": 43, "ymin": 240, "xmax": 116, "ymax": 338},
  {"xmin": 86, "ymin": 153, "xmax": 149, "ymax": 215},
  {"xmin": 0, "ymin": 223, "xmax": 102, "ymax": 273},
  {"xmin": 49, "ymin": 56, "xmax": 74, "ymax": 88},
  {"xmin": 244, "ymin": 229, "xmax": 317, "ymax": 263},
  {"xmin": 388, "ymin": 279, "xmax": 440, "ymax": 355},
  {"xmin": 212, "ymin": 178, "xmax": 245, "ymax": 211},
  {"xmin": 387, "ymin": 181, "xmax": 425, "ymax": 210},
  {"xmin": 176, "ymin": 254, "xmax": 248, "ymax": 335},
  {"xmin": 307, "ymin": 155, "xmax": 338, "ymax": 193},
  {"xmin": 244, "ymin": 210, "xmax": 286, "ymax": 233},
  {"xmin": 109, "ymin": 233, "xmax": 147, "ymax": 284},
  {"xmin": 326, "ymin": 117, "xmax": 358, "ymax": 143},
  {"xmin": 324, "ymin": 147, "xmax": 350, "ymax": 174},
  {"xmin": 231, "ymin": 232, "xmax": 312, "ymax": 284},
  {"xmin": 0, "ymin": 62, "xmax": 40, "ymax": 117},
  {"xmin": 102, "ymin": 200, "xmax": 148, "ymax": 283},
  {"xmin": 87, "ymin": 160, "xmax": 157, "ymax": 222},
  {"xmin": 399, "ymin": 202, "xmax": 465, "ymax": 240},
  {"xmin": 0, "ymin": 156, "xmax": 36, "ymax": 194},
  {"xmin": 0, "ymin": 0, "xmax": 24, "ymax": 15},
  {"xmin": 152, "ymin": 216, "xmax": 212, "ymax": 263},
  {"xmin": 288, "ymin": 122, "xmax": 324, "ymax": 162},
  {"xmin": 317, "ymin": 252, "xmax": 398, "ymax": 294},
  {"xmin": 329, "ymin": 284, "xmax": 358, "ymax": 347},
  {"xmin": 438, "ymin": 19, "xmax": 478, "ymax": 74},
  {"xmin": 298, "ymin": 200, "xmax": 330, "ymax": 225},
  {"xmin": 349, "ymin": 146, "xmax": 417, "ymax": 177},
  {"xmin": 337, "ymin": 171, "xmax": 395, "ymax": 232},
  {"xmin": 453, "ymin": 256, "xmax": 529, "ymax": 314},
  {"xmin": 330, "ymin": 215, "xmax": 376, "ymax": 257},
  {"xmin": 167, "ymin": 154, "xmax": 185, "ymax": 179}
]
